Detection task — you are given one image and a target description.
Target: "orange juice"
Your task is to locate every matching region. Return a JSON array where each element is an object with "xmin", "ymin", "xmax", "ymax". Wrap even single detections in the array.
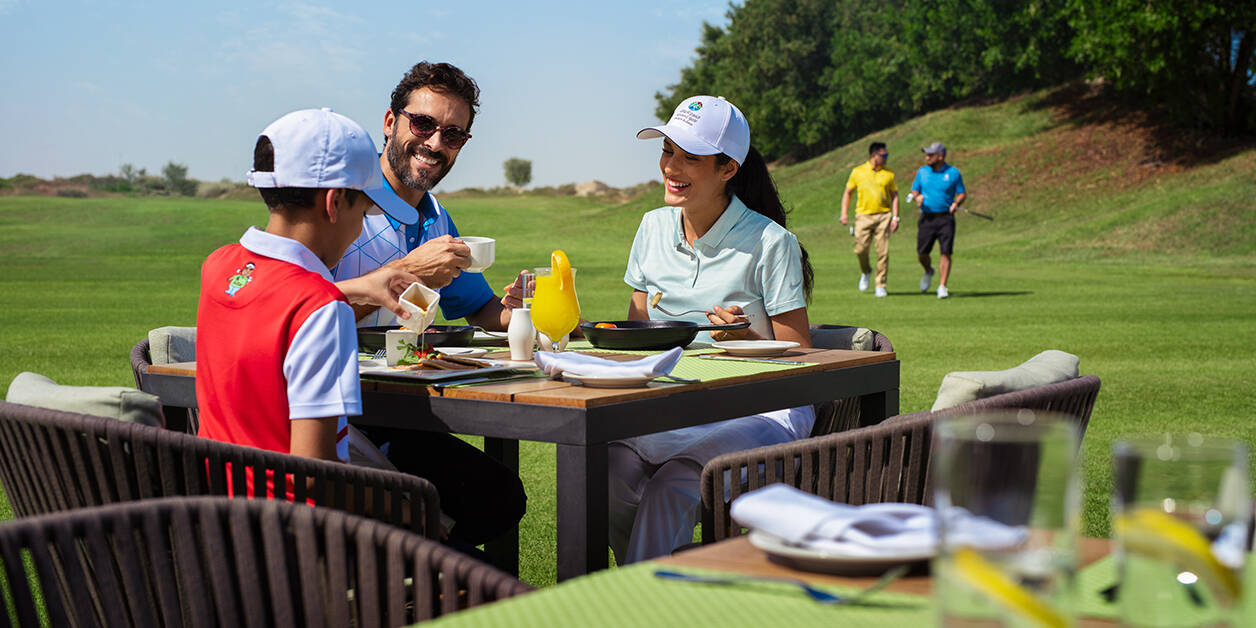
[{"xmin": 531, "ymin": 251, "xmax": 580, "ymax": 350}]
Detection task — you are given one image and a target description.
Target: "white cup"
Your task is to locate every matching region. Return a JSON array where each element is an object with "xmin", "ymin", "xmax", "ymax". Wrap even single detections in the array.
[
  {"xmin": 460, "ymin": 237, "xmax": 495, "ymax": 273},
  {"xmin": 398, "ymin": 282, "xmax": 440, "ymax": 332}
]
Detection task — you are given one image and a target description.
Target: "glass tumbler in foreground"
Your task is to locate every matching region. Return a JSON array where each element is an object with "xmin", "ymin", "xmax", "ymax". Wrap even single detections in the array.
[
  {"xmin": 933, "ymin": 410, "xmax": 1081, "ymax": 628},
  {"xmin": 1111, "ymin": 435, "xmax": 1249, "ymax": 628}
]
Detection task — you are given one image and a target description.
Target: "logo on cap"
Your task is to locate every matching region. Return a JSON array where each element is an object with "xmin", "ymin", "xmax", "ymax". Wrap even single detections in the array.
[{"xmin": 688, "ymin": 101, "xmax": 703, "ymax": 112}]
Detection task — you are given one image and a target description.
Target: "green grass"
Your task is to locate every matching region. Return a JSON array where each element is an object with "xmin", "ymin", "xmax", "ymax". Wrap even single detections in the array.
[{"xmin": 1, "ymin": 88, "xmax": 1253, "ymax": 588}]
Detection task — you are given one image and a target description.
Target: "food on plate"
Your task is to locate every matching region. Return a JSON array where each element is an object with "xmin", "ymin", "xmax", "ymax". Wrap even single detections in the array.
[{"xmin": 594, "ymin": 322, "xmax": 617, "ymax": 329}]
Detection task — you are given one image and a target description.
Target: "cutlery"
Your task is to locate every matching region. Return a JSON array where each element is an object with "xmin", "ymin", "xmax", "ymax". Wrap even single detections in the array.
[
  {"xmin": 653, "ymin": 565, "xmax": 908, "ymax": 605},
  {"xmin": 697, "ymin": 355, "xmax": 807, "ymax": 365},
  {"xmin": 649, "ymin": 292, "xmax": 709, "ymax": 317},
  {"xmin": 372, "ymin": 349, "xmax": 386, "ymax": 359},
  {"xmin": 433, "ymin": 373, "xmax": 547, "ymax": 389},
  {"xmin": 656, "ymin": 374, "xmax": 699, "ymax": 384}
]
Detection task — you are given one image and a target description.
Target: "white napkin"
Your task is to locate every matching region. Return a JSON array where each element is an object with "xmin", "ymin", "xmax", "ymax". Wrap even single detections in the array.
[
  {"xmin": 533, "ymin": 346, "xmax": 683, "ymax": 378},
  {"xmin": 730, "ymin": 484, "xmax": 1027, "ymax": 557}
]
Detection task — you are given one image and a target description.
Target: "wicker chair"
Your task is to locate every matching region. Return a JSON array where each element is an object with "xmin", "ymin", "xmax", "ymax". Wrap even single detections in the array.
[
  {"xmin": 0, "ymin": 400, "xmax": 440, "ymax": 539},
  {"xmin": 807, "ymin": 324, "xmax": 895, "ymax": 437},
  {"xmin": 0, "ymin": 496, "xmax": 532, "ymax": 627},
  {"xmin": 131, "ymin": 336, "xmax": 199, "ymax": 433},
  {"xmin": 699, "ymin": 374, "xmax": 1101, "ymax": 543}
]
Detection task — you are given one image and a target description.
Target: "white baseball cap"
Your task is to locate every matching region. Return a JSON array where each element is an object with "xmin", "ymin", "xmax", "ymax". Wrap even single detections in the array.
[
  {"xmin": 247, "ymin": 108, "xmax": 418, "ymax": 225},
  {"xmin": 637, "ymin": 96, "xmax": 750, "ymax": 166}
]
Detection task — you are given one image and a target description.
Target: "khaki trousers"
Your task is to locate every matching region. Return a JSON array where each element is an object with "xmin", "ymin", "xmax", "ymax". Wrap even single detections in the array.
[{"xmin": 853, "ymin": 212, "xmax": 892, "ymax": 288}]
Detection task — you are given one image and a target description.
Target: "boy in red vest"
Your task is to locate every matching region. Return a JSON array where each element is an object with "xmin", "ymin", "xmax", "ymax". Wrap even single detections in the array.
[{"xmin": 195, "ymin": 108, "xmax": 419, "ymax": 471}]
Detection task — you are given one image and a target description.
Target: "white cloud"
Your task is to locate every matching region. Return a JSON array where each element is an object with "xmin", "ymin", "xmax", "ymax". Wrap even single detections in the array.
[{"xmin": 0, "ymin": 0, "xmax": 20, "ymax": 16}]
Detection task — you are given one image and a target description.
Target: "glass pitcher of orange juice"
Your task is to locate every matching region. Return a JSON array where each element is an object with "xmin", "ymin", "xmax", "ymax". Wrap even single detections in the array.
[{"xmin": 531, "ymin": 250, "xmax": 580, "ymax": 352}]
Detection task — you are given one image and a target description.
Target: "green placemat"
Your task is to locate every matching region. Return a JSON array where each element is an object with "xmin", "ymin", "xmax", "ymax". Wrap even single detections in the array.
[
  {"xmin": 1076, "ymin": 555, "xmax": 1256, "ymax": 626},
  {"xmin": 424, "ymin": 564, "xmax": 930, "ymax": 627},
  {"xmin": 670, "ymin": 355, "xmax": 806, "ymax": 382}
]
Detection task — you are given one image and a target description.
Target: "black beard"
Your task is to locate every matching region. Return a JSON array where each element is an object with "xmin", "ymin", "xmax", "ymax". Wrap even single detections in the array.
[{"xmin": 387, "ymin": 134, "xmax": 452, "ymax": 193}]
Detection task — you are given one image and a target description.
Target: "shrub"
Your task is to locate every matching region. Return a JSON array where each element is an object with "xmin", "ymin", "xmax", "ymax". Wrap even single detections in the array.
[{"xmin": 55, "ymin": 188, "xmax": 87, "ymax": 198}]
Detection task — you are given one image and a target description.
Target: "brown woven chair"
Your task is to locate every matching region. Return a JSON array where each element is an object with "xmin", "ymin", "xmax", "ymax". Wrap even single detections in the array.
[
  {"xmin": 699, "ymin": 374, "xmax": 1101, "ymax": 543},
  {"xmin": 0, "ymin": 496, "xmax": 531, "ymax": 627},
  {"xmin": 131, "ymin": 336, "xmax": 199, "ymax": 433},
  {"xmin": 0, "ymin": 400, "xmax": 440, "ymax": 539},
  {"xmin": 807, "ymin": 324, "xmax": 895, "ymax": 436}
]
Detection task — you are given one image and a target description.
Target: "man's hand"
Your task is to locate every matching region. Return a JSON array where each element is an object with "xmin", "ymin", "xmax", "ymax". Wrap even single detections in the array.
[
  {"xmin": 336, "ymin": 268, "xmax": 420, "ymax": 320},
  {"xmin": 499, "ymin": 270, "xmax": 529, "ymax": 311},
  {"xmin": 391, "ymin": 235, "xmax": 471, "ymax": 289},
  {"xmin": 838, "ymin": 212, "xmax": 848, "ymax": 225},
  {"xmin": 949, "ymin": 203, "xmax": 958, "ymax": 214},
  {"xmin": 707, "ymin": 305, "xmax": 760, "ymax": 341},
  {"xmin": 890, "ymin": 218, "xmax": 900, "ymax": 233}
]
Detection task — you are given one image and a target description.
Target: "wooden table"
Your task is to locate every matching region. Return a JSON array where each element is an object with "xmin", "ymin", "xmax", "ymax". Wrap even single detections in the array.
[
  {"xmin": 656, "ymin": 535, "xmax": 1117, "ymax": 626},
  {"xmin": 144, "ymin": 346, "xmax": 899, "ymax": 582}
]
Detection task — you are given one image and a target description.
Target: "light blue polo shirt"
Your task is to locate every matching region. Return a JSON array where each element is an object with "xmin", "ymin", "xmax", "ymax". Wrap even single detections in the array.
[
  {"xmin": 623, "ymin": 195, "xmax": 807, "ymax": 341},
  {"xmin": 910, "ymin": 164, "xmax": 966, "ymax": 214},
  {"xmin": 331, "ymin": 190, "xmax": 494, "ymax": 326}
]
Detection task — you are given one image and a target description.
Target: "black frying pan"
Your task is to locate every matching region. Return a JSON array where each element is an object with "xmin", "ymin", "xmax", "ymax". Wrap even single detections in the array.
[
  {"xmin": 579, "ymin": 320, "xmax": 750, "ymax": 351},
  {"xmin": 357, "ymin": 325, "xmax": 476, "ymax": 353}
]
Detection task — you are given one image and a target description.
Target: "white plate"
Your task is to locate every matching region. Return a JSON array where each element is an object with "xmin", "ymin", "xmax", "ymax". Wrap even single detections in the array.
[
  {"xmin": 472, "ymin": 330, "xmax": 510, "ymax": 345},
  {"xmin": 359, "ymin": 358, "xmax": 521, "ymax": 381},
  {"xmin": 432, "ymin": 347, "xmax": 489, "ymax": 358},
  {"xmin": 748, "ymin": 530, "xmax": 933, "ymax": 576},
  {"xmin": 561, "ymin": 371, "xmax": 654, "ymax": 388},
  {"xmin": 711, "ymin": 340, "xmax": 801, "ymax": 357}
]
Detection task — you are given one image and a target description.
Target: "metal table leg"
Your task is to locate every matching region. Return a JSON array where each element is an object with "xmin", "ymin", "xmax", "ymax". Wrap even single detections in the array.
[
  {"xmin": 483, "ymin": 436, "xmax": 520, "ymax": 576},
  {"xmin": 555, "ymin": 442, "xmax": 608, "ymax": 582}
]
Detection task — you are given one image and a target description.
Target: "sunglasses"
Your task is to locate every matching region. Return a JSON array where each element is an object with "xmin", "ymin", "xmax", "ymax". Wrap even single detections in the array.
[{"xmin": 397, "ymin": 110, "xmax": 472, "ymax": 149}]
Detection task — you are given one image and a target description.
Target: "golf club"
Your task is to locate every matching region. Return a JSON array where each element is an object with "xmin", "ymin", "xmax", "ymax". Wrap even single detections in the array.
[{"xmin": 961, "ymin": 207, "xmax": 994, "ymax": 221}]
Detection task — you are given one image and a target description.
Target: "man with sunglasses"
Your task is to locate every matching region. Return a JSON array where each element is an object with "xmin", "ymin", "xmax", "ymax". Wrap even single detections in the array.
[{"xmin": 331, "ymin": 62, "xmax": 527, "ymax": 559}]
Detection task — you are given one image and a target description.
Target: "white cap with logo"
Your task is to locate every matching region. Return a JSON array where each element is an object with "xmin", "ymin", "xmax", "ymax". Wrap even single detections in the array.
[
  {"xmin": 246, "ymin": 108, "xmax": 418, "ymax": 225},
  {"xmin": 637, "ymin": 96, "xmax": 750, "ymax": 166}
]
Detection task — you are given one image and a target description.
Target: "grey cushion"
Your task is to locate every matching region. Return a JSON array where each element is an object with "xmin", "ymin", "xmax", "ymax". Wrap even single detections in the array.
[
  {"xmin": 809, "ymin": 326, "xmax": 875, "ymax": 351},
  {"xmin": 6, "ymin": 372, "xmax": 164, "ymax": 427},
  {"xmin": 148, "ymin": 326, "xmax": 196, "ymax": 364},
  {"xmin": 931, "ymin": 350, "xmax": 1080, "ymax": 411}
]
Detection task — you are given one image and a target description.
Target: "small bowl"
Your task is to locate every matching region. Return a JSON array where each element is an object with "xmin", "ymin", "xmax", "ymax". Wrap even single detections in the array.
[{"xmin": 358, "ymin": 325, "xmax": 476, "ymax": 353}]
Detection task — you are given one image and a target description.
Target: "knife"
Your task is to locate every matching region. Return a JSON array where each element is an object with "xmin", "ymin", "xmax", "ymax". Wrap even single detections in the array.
[
  {"xmin": 697, "ymin": 355, "xmax": 808, "ymax": 365},
  {"xmin": 432, "ymin": 372, "xmax": 548, "ymax": 389}
]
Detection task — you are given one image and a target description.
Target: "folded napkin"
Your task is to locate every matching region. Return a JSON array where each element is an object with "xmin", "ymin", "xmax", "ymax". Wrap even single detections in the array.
[
  {"xmin": 534, "ymin": 347, "xmax": 683, "ymax": 378},
  {"xmin": 731, "ymin": 484, "xmax": 1027, "ymax": 557}
]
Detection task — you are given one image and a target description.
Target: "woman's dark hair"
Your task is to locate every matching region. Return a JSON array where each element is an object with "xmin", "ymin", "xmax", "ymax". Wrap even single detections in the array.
[
  {"xmin": 717, "ymin": 147, "xmax": 814, "ymax": 302},
  {"xmin": 389, "ymin": 61, "xmax": 481, "ymax": 132},
  {"xmin": 252, "ymin": 136, "xmax": 361, "ymax": 210}
]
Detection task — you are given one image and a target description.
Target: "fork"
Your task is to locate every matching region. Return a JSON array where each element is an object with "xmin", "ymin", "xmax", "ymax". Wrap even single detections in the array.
[
  {"xmin": 372, "ymin": 349, "xmax": 386, "ymax": 359},
  {"xmin": 652, "ymin": 564, "xmax": 908, "ymax": 605},
  {"xmin": 649, "ymin": 292, "xmax": 709, "ymax": 318}
]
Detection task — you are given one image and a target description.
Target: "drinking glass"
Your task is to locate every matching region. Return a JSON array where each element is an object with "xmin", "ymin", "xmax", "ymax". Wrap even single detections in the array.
[
  {"xmin": 933, "ymin": 410, "xmax": 1081, "ymax": 627},
  {"xmin": 530, "ymin": 266, "xmax": 579, "ymax": 352},
  {"xmin": 1111, "ymin": 435, "xmax": 1249, "ymax": 627},
  {"xmin": 520, "ymin": 271, "xmax": 536, "ymax": 308}
]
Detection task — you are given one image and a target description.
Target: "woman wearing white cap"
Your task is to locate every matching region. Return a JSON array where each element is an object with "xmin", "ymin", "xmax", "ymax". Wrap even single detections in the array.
[{"xmin": 608, "ymin": 96, "xmax": 815, "ymax": 564}]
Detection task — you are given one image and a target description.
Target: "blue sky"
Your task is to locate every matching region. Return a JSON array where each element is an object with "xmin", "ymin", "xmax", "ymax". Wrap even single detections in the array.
[{"xmin": 0, "ymin": 1, "xmax": 731, "ymax": 191}]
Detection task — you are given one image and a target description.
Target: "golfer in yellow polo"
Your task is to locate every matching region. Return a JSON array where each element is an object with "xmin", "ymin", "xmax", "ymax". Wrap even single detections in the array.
[{"xmin": 839, "ymin": 142, "xmax": 900, "ymax": 298}]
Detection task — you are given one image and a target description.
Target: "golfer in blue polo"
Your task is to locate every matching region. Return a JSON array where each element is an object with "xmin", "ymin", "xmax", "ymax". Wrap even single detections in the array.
[{"xmin": 908, "ymin": 142, "xmax": 966, "ymax": 299}]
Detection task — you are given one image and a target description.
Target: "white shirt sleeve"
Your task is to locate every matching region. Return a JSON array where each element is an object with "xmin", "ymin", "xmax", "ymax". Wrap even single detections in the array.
[{"xmin": 284, "ymin": 300, "xmax": 362, "ymax": 420}]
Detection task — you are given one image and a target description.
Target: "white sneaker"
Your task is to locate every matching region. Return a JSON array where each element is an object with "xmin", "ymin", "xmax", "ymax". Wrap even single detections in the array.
[
  {"xmin": 937, "ymin": 285, "xmax": 949, "ymax": 299},
  {"xmin": 875, "ymin": 286, "xmax": 887, "ymax": 298},
  {"xmin": 920, "ymin": 270, "xmax": 934, "ymax": 292},
  {"xmin": 858, "ymin": 273, "xmax": 870, "ymax": 292}
]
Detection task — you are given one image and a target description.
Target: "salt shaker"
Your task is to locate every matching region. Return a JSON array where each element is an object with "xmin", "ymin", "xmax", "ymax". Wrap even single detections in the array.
[{"xmin": 507, "ymin": 308, "xmax": 535, "ymax": 361}]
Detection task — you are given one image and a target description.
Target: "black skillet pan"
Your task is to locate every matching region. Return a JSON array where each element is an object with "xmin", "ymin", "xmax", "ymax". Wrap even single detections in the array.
[
  {"xmin": 357, "ymin": 325, "xmax": 476, "ymax": 353},
  {"xmin": 579, "ymin": 320, "xmax": 750, "ymax": 351}
]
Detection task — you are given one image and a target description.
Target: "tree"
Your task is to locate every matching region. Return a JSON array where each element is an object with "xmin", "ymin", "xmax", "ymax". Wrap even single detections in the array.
[
  {"xmin": 119, "ymin": 163, "xmax": 137, "ymax": 184},
  {"xmin": 1068, "ymin": 0, "xmax": 1256, "ymax": 133},
  {"xmin": 162, "ymin": 161, "xmax": 196, "ymax": 197},
  {"xmin": 503, "ymin": 158, "xmax": 532, "ymax": 188}
]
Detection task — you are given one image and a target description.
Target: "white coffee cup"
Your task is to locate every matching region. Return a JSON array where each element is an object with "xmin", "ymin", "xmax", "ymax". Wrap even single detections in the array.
[{"xmin": 460, "ymin": 237, "xmax": 495, "ymax": 273}]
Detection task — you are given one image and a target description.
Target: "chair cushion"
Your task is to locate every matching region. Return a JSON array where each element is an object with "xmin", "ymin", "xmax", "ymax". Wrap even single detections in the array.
[
  {"xmin": 931, "ymin": 350, "xmax": 1080, "ymax": 411},
  {"xmin": 6, "ymin": 372, "xmax": 164, "ymax": 427},
  {"xmin": 809, "ymin": 326, "xmax": 875, "ymax": 351},
  {"xmin": 148, "ymin": 326, "xmax": 197, "ymax": 365}
]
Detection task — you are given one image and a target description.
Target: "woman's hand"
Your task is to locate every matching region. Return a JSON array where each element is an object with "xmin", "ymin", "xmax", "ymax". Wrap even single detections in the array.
[
  {"xmin": 336, "ymin": 268, "xmax": 420, "ymax": 320},
  {"xmin": 499, "ymin": 270, "xmax": 529, "ymax": 310},
  {"xmin": 707, "ymin": 305, "xmax": 761, "ymax": 341}
]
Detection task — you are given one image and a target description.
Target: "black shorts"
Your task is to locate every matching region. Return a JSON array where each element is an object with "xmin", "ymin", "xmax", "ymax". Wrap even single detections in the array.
[{"xmin": 917, "ymin": 212, "xmax": 955, "ymax": 256}]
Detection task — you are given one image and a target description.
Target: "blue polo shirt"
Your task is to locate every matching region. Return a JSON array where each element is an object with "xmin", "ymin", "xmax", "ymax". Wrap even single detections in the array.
[
  {"xmin": 910, "ymin": 164, "xmax": 966, "ymax": 214},
  {"xmin": 331, "ymin": 189, "xmax": 494, "ymax": 326}
]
